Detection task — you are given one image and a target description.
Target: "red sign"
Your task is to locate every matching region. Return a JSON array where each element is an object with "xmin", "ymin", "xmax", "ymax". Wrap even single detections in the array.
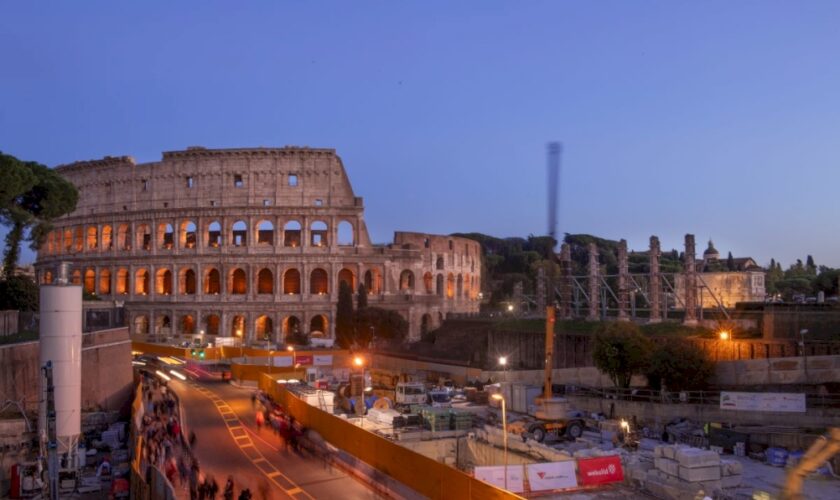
[
  {"xmin": 577, "ymin": 456, "xmax": 624, "ymax": 486},
  {"xmin": 295, "ymin": 354, "xmax": 313, "ymax": 366}
]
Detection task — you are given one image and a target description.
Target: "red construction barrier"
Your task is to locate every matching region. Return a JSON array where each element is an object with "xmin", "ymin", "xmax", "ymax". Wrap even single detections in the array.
[{"xmin": 577, "ymin": 455, "xmax": 624, "ymax": 486}]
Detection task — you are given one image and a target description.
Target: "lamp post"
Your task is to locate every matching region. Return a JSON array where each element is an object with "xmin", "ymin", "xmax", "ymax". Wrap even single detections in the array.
[
  {"xmin": 352, "ymin": 355, "xmax": 365, "ymax": 416},
  {"xmin": 491, "ymin": 393, "xmax": 508, "ymax": 491},
  {"xmin": 268, "ymin": 350, "xmax": 274, "ymax": 373},
  {"xmin": 499, "ymin": 356, "xmax": 508, "ymax": 382},
  {"xmin": 800, "ymin": 329, "xmax": 809, "ymax": 381},
  {"xmin": 287, "ymin": 345, "xmax": 296, "ymax": 368}
]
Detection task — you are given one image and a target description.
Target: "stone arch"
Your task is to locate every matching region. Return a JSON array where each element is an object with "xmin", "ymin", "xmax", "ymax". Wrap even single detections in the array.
[
  {"xmin": 464, "ymin": 273, "xmax": 471, "ymax": 298},
  {"xmin": 423, "ymin": 272, "xmax": 433, "ymax": 294},
  {"xmin": 457, "ymin": 274, "xmax": 464, "ymax": 298},
  {"xmin": 84, "ymin": 268, "xmax": 96, "ymax": 294},
  {"xmin": 46, "ymin": 231, "xmax": 55, "ymax": 254},
  {"xmin": 63, "ymin": 228, "xmax": 72, "ymax": 253},
  {"xmin": 207, "ymin": 221, "xmax": 222, "ymax": 247},
  {"xmin": 255, "ymin": 315, "xmax": 273, "ymax": 340},
  {"xmin": 283, "ymin": 220, "xmax": 302, "ymax": 247},
  {"xmin": 231, "ymin": 220, "xmax": 247, "ymax": 247},
  {"xmin": 204, "ymin": 314, "xmax": 220, "ymax": 336},
  {"xmin": 179, "ymin": 268, "xmax": 196, "ymax": 295},
  {"xmin": 436, "ymin": 274, "xmax": 444, "ymax": 297},
  {"xmin": 180, "ymin": 314, "xmax": 196, "ymax": 335},
  {"xmin": 135, "ymin": 269, "xmax": 150, "ymax": 294},
  {"xmin": 73, "ymin": 226, "xmax": 83, "ymax": 252},
  {"xmin": 99, "ymin": 268, "xmax": 111, "ymax": 295},
  {"xmin": 180, "ymin": 220, "xmax": 197, "ymax": 249},
  {"xmin": 310, "ymin": 268, "xmax": 328, "ymax": 295},
  {"xmin": 157, "ymin": 223, "xmax": 174, "ymax": 250},
  {"xmin": 283, "ymin": 268, "xmax": 301, "ymax": 294},
  {"xmin": 155, "ymin": 314, "xmax": 172, "ymax": 336},
  {"xmin": 231, "ymin": 315, "xmax": 246, "ymax": 339},
  {"xmin": 282, "ymin": 315, "xmax": 301, "ymax": 338},
  {"xmin": 338, "ymin": 268, "xmax": 355, "ymax": 290},
  {"xmin": 102, "ymin": 225, "xmax": 113, "ymax": 250},
  {"xmin": 136, "ymin": 223, "xmax": 151, "ymax": 251},
  {"xmin": 116, "ymin": 268, "xmax": 130, "ymax": 294},
  {"xmin": 436, "ymin": 256, "xmax": 444, "ymax": 270},
  {"xmin": 204, "ymin": 268, "xmax": 221, "ymax": 294},
  {"xmin": 42, "ymin": 270, "xmax": 53, "ymax": 285},
  {"xmin": 117, "ymin": 224, "xmax": 130, "ymax": 250},
  {"xmin": 399, "ymin": 270, "xmax": 415, "ymax": 291},
  {"xmin": 310, "ymin": 315, "xmax": 328, "ymax": 336},
  {"xmin": 310, "ymin": 220, "xmax": 328, "ymax": 247},
  {"xmin": 257, "ymin": 220, "xmax": 274, "ymax": 245},
  {"xmin": 71, "ymin": 269, "xmax": 82, "ymax": 285},
  {"xmin": 86, "ymin": 226, "xmax": 98, "ymax": 251},
  {"xmin": 421, "ymin": 313, "xmax": 432, "ymax": 336},
  {"xmin": 337, "ymin": 220, "xmax": 354, "ymax": 246},
  {"xmin": 257, "ymin": 268, "xmax": 274, "ymax": 294},
  {"xmin": 364, "ymin": 268, "xmax": 382, "ymax": 294},
  {"xmin": 230, "ymin": 268, "xmax": 247, "ymax": 294},
  {"xmin": 134, "ymin": 314, "xmax": 149, "ymax": 335},
  {"xmin": 447, "ymin": 273, "xmax": 455, "ymax": 298},
  {"xmin": 156, "ymin": 268, "xmax": 173, "ymax": 295}
]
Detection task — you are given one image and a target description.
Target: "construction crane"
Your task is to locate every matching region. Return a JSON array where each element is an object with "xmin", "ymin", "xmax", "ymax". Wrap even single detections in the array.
[{"xmin": 783, "ymin": 428, "xmax": 840, "ymax": 499}]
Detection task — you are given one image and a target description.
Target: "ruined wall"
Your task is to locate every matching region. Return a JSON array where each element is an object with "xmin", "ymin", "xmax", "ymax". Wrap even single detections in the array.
[
  {"xmin": 674, "ymin": 271, "xmax": 765, "ymax": 309},
  {"xmin": 0, "ymin": 327, "xmax": 133, "ymax": 413}
]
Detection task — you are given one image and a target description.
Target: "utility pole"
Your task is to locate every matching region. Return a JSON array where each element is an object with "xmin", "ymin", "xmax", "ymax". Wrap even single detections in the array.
[
  {"xmin": 42, "ymin": 361, "xmax": 59, "ymax": 500},
  {"xmin": 547, "ymin": 142, "xmax": 561, "ymax": 243}
]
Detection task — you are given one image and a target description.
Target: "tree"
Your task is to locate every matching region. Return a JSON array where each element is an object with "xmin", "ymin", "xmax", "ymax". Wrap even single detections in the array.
[
  {"xmin": 646, "ymin": 340, "xmax": 713, "ymax": 391},
  {"xmin": 806, "ymin": 255, "xmax": 816, "ymax": 274},
  {"xmin": 335, "ymin": 281, "xmax": 355, "ymax": 348},
  {"xmin": 0, "ymin": 152, "xmax": 78, "ymax": 275},
  {"xmin": 0, "ymin": 274, "xmax": 39, "ymax": 311},
  {"xmin": 592, "ymin": 321, "xmax": 652, "ymax": 388},
  {"xmin": 726, "ymin": 251, "xmax": 735, "ymax": 271}
]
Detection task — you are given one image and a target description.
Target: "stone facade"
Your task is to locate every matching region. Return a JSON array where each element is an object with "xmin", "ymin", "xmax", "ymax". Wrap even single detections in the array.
[{"xmin": 34, "ymin": 146, "xmax": 480, "ymax": 343}]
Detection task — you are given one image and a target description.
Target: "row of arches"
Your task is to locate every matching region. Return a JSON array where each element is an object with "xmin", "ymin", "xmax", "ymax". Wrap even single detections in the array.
[
  {"xmin": 133, "ymin": 312, "xmax": 329, "ymax": 340},
  {"xmin": 43, "ymin": 218, "xmax": 357, "ymax": 255}
]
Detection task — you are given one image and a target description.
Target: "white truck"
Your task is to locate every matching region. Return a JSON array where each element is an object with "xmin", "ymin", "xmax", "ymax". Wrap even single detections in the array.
[{"xmin": 395, "ymin": 382, "xmax": 427, "ymax": 407}]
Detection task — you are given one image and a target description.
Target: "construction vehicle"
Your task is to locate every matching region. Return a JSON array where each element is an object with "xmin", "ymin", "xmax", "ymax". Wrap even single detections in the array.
[
  {"xmin": 783, "ymin": 427, "xmax": 840, "ymax": 500},
  {"xmin": 395, "ymin": 381, "xmax": 428, "ymax": 407},
  {"xmin": 524, "ymin": 306, "xmax": 585, "ymax": 442}
]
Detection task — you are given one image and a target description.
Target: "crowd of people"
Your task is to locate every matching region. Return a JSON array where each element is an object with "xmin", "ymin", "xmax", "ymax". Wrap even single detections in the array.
[{"xmin": 252, "ymin": 390, "xmax": 307, "ymax": 453}]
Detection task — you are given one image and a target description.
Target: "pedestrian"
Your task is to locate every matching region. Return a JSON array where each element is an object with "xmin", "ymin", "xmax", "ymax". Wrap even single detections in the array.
[
  {"xmin": 238, "ymin": 488, "xmax": 252, "ymax": 500},
  {"xmin": 189, "ymin": 463, "xmax": 199, "ymax": 500},
  {"xmin": 223, "ymin": 476, "xmax": 234, "ymax": 500},
  {"xmin": 189, "ymin": 430, "xmax": 197, "ymax": 448},
  {"xmin": 207, "ymin": 476, "xmax": 219, "ymax": 500},
  {"xmin": 255, "ymin": 410, "xmax": 265, "ymax": 431},
  {"xmin": 251, "ymin": 392, "xmax": 257, "ymax": 409}
]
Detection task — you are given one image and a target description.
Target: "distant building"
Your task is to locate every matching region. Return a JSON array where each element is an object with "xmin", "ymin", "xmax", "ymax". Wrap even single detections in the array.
[{"xmin": 675, "ymin": 240, "xmax": 765, "ymax": 308}]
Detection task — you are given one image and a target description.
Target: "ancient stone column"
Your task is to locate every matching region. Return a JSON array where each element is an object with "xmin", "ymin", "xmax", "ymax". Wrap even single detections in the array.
[
  {"xmin": 618, "ymin": 239, "xmax": 629, "ymax": 321},
  {"xmin": 536, "ymin": 266, "xmax": 547, "ymax": 314},
  {"xmin": 559, "ymin": 243, "xmax": 573, "ymax": 319},
  {"xmin": 684, "ymin": 233, "xmax": 698, "ymax": 325},
  {"xmin": 587, "ymin": 242, "xmax": 599, "ymax": 320},
  {"xmin": 649, "ymin": 236, "xmax": 662, "ymax": 324},
  {"xmin": 512, "ymin": 282, "xmax": 523, "ymax": 314}
]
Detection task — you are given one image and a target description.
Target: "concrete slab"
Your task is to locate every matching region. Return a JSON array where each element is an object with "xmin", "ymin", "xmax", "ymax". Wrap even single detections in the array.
[
  {"xmin": 678, "ymin": 465, "xmax": 721, "ymax": 482},
  {"xmin": 675, "ymin": 447, "xmax": 720, "ymax": 468},
  {"xmin": 721, "ymin": 474, "xmax": 742, "ymax": 489},
  {"xmin": 654, "ymin": 457, "xmax": 679, "ymax": 477}
]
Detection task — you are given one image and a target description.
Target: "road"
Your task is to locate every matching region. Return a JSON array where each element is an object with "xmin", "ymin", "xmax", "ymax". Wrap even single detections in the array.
[{"xmin": 169, "ymin": 375, "xmax": 380, "ymax": 500}]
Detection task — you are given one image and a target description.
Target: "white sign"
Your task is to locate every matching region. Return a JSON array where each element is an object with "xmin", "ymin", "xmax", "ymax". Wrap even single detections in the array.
[
  {"xmin": 720, "ymin": 392, "xmax": 806, "ymax": 413},
  {"xmin": 314, "ymin": 355, "xmax": 333, "ymax": 366},
  {"xmin": 272, "ymin": 356, "xmax": 293, "ymax": 367},
  {"xmin": 526, "ymin": 461, "xmax": 578, "ymax": 491},
  {"xmin": 474, "ymin": 465, "xmax": 525, "ymax": 493}
]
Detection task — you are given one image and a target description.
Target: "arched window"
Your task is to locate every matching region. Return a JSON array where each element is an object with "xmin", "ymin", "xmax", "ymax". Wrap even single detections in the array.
[
  {"xmin": 436, "ymin": 274, "xmax": 444, "ymax": 297},
  {"xmin": 338, "ymin": 268, "xmax": 355, "ymax": 290},
  {"xmin": 282, "ymin": 316, "xmax": 301, "ymax": 338},
  {"xmin": 310, "ymin": 221, "xmax": 328, "ymax": 247},
  {"xmin": 310, "ymin": 268, "xmax": 328, "ymax": 295},
  {"xmin": 464, "ymin": 274, "xmax": 471, "ymax": 298},
  {"xmin": 232, "ymin": 315, "xmax": 246, "ymax": 339},
  {"xmin": 180, "ymin": 315, "xmax": 196, "ymax": 335},
  {"xmin": 134, "ymin": 315, "xmax": 149, "ymax": 335},
  {"xmin": 204, "ymin": 268, "xmax": 221, "ymax": 294},
  {"xmin": 204, "ymin": 314, "xmax": 220, "ymax": 336},
  {"xmin": 71, "ymin": 269, "xmax": 82, "ymax": 286},
  {"xmin": 158, "ymin": 223, "xmax": 174, "ymax": 250},
  {"xmin": 364, "ymin": 268, "xmax": 382, "ymax": 294},
  {"xmin": 135, "ymin": 269, "xmax": 150, "ymax": 295},
  {"xmin": 232, "ymin": 220, "xmax": 247, "ymax": 247},
  {"xmin": 156, "ymin": 269, "xmax": 173, "ymax": 295},
  {"xmin": 102, "ymin": 225, "xmax": 113, "ymax": 250},
  {"xmin": 155, "ymin": 315, "xmax": 171, "ymax": 336},
  {"xmin": 63, "ymin": 228, "xmax": 72, "ymax": 253},
  {"xmin": 73, "ymin": 226, "xmax": 83, "ymax": 252},
  {"xmin": 255, "ymin": 315, "xmax": 273, "ymax": 341},
  {"xmin": 116, "ymin": 268, "xmax": 130, "ymax": 294},
  {"xmin": 337, "ymin": 221, "xmax": 354, "ymax": 246},
  {"xmin": 46, "ymin": 232, "xmax": 55, "ymax": 254},
  {"xmin": 136, "ymin": 224, "xmax": 151, "ymax": 251},
  {"xmin": 207, "ymin": 221, "xmax": 222, "ymax": 247},
  {"xmin": 446, "ymin": 273, "xmax": 455, "ymax": 299},
  {"xmin": 421, "ymin": 314, "xmax": 432, "ymax": 336},
  {"xmin": 180, "ymin": 268, "xmax": 196, "ymax": 295},
  {"xmin": 257, "ymin": 220, "xmax": 274, "ymax": 245},
  {"xmin": 84, "ymin": 268, "xmax": 96, "ymax": 294},
  {"xmin": 181, "ymin": 221, "xmax": 197, "ymax": 249},
  {"xmin": 231, "ymin": 268, "xmax": 247, "ymax": 294},
  {"xmin": 283, "ymin": 269, "xmax": 301, "ymax": 294},
  {"xmin": 257, "ymin": 268, "xmax": 274, "ymax": 294},
  {"xmin": 99, "ymin": 269, "xmax": 111, "ymax": 295},
  {"xmin": 457, "ymin": 274, "xmax": 464, "ymax": 298},
  {"xmin": 117, "ymin": 224, "xmax": 130, "ymax": 250},
  {"xmin": 436, "ymin": 256, "xmax": 445, "ymax": 270},
  {"xmin": 399, "ymin": 270, "xmax": 415, "ymax": 291},
  {"xmin": 42, "ymin": 270, "xmax": 53, "ymax": 284},
  {"xmin": 423, "ymin": 272, "xmax": 433, "ymax": 294},
  {"xmin": 283, "ymin": 220, "xmax": 301, "ymax": 247},
  {"xmin": 310, "ymin": 315, "xmax": 327, "ymax": 336},
  {"xmin": 86, "ymin": 227, "xmax": 98, "ymax": 251}
]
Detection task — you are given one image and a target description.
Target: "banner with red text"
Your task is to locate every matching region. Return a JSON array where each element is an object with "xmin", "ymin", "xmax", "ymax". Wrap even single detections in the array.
[{"xmin": 577, "ymin": 455, "xmax": 624, "ymax": 486}]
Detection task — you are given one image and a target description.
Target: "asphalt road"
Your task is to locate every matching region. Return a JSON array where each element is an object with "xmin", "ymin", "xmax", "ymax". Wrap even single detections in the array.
[{"xmin": 169, "ymin": 376, "xmax": 380, "ymax": 500}]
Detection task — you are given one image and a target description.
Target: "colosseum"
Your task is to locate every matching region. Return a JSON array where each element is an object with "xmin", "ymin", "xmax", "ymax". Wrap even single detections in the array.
[{"xmin": 34, "ymin": 146, "xmax": 481, "ymax": 343}]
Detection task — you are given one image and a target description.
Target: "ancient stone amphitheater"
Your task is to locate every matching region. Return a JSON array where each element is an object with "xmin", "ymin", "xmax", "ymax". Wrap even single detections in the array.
[{"xmin": 35, "ymin": 146, "xmax": 480, "ymax": 343}]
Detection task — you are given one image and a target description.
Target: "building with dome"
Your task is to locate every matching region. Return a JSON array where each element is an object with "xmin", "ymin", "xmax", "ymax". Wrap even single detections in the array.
[
  {"xmin": 675, "ymin": 239, "xmax": 765, "ymax": 309},
  {"xmin": 34, "ymin": 146, "xmax": 481, "ymax": 343}
]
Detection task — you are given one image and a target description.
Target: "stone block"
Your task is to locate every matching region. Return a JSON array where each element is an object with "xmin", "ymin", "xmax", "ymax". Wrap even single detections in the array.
[
  {"xmin": 720, "ymin": 459, "xmax": 743, "ymax": 476},
  {"xmin": 699, "ymin": 479, "xmax": 722, "ymax": 494},
  {"xmin": 654, "ymin": 445, "xmax": 666, "ymax": 458},
  {"xmin": 675, "ymin": 447, "xmax": 720, "ymax": 468},
  {"xmin": 721, "ymin": 474, "xmax": 742, "ymax": 489},
  {"xmin": 678, "ymin": 465, "xmax": 721, "ymax": 482},
  {"xmin": 663, "ymin": 445, "xmax": 677, "ymax": 459},
  {"xmin": 654, "ymin": 457, "xmax": 680, "ymax": 477}
]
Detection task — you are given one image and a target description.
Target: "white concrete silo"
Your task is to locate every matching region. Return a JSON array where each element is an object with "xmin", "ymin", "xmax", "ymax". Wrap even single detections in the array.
[{"xmin": 39, "ymin": 262, "xmax": 83, "ymax": 467}]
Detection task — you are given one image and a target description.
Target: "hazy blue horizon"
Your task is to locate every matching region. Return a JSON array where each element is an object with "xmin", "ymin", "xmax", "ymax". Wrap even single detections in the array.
[{"xmin": 3, "ymin": 1, "xmax": 840, "ymax": 268}]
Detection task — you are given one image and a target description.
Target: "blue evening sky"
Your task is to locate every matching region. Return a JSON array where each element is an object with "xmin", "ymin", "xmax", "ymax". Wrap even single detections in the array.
[{"xmin": 2, "ymin": 1, "xmax": 840, "ymax": 267}]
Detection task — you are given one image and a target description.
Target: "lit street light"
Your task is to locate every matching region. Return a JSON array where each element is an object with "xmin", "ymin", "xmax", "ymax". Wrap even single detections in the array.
[
  {"xmin": 499, "ymin": 356, "xmax": 508, "ymax": 382},
  {"xmin": 490, "ymin": 393, "xmax": 508, "ymax": 491},
  {"xmin": 718, "ymin": 330, "xmax": 730, "ymax": 341}
]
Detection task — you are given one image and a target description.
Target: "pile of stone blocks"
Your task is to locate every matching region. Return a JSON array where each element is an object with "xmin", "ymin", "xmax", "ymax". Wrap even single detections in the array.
[{"xmin": 648, "ymin": 445, "xmax": 744, "ymax": 496}]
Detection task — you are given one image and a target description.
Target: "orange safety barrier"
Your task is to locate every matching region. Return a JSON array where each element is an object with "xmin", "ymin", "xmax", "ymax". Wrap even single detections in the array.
[{"xmin": 259, "ymin": 373, "xmax": 521, "ymax": 500}]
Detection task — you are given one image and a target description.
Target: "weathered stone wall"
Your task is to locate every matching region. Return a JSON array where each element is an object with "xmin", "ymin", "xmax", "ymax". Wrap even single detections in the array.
[
  {"xmin": 674, "ymin": 271, "xmax": 765, "ymax": 309},
  {"xmin": 760, "ymin": 304, "xmax": 840, "ymax": 341},
  {"xmin": 0, "ymin": 327, "xmax": 133, "ymax": 413}
]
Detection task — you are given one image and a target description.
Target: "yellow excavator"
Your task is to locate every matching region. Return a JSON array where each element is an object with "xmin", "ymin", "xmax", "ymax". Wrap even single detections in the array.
[{"xmin": 782, "ymin": 427, "xmax": 840, "ymax": 499}]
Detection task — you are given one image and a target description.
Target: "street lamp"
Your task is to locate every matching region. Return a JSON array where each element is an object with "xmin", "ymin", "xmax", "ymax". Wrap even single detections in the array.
[
  {"xmin": 498, "ymin": 356, "xmax": 508, "ymax": 382},
  {"xmin": 507, "ymin": 304, "xmax": 514, "ymax": 312},
  {"xmin": 352, "ymin": 355, "xmax": 366, "ymax": 416},
  {"xmin": 491, "ymin": 393, "xmax": 508, "ymax": 491},
  {"xmin": 287, "ymin": 345, "xmax": 296, "ymax": 368},
  {"xmin": 268, "ymin": 350, "xmax": 274, "ymax": 373},
  {"xmin": 718, "ymin": 330, "xmax": 730, "ymax": 341}
]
